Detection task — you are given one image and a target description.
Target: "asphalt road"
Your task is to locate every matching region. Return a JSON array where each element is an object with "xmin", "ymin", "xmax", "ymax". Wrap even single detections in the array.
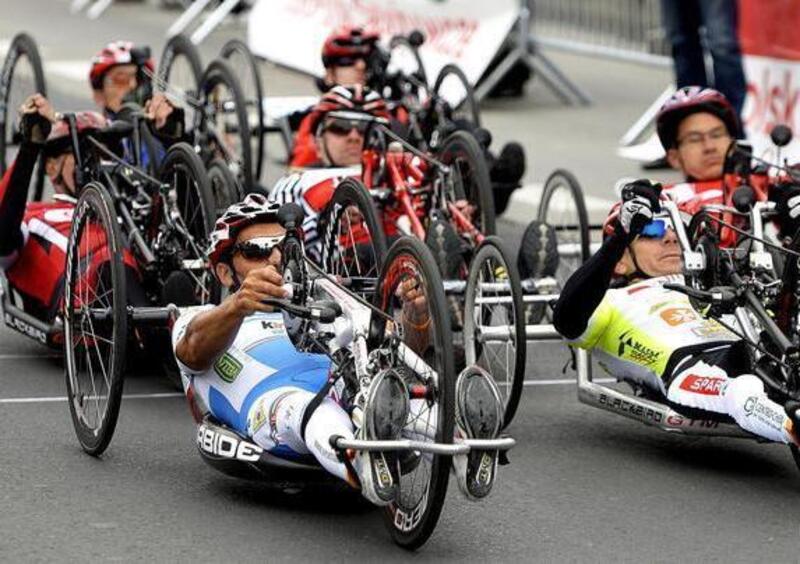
[{"xmin": 2, "ymin": 1, "xmax": 800, "ymax": 561}]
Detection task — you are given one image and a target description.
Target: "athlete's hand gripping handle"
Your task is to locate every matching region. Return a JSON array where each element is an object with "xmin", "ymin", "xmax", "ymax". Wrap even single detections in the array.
[{"xmin": 619, "ymin": 179, "xmax": 662, "ymax": 236}]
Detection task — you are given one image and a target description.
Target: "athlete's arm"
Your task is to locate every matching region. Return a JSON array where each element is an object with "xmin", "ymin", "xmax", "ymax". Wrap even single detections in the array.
[
  {"xmin": 175, "ymin": 265, "xmax": 288, "ymax": 371},
  {"xmin": 552, "ymin": 230, "xmax": 628, "ymax": 339}
]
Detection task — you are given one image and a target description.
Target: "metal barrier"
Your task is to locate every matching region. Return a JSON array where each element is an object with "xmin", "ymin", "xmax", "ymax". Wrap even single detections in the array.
[{"xmin": 532, "ymin": 0, "xmax": 671, "ymax": 66}]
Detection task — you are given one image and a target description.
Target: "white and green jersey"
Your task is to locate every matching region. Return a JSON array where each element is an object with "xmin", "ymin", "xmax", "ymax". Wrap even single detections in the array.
[{"xmin": 567, "ymin": 275, "xmax": 738, "ymax": 393}]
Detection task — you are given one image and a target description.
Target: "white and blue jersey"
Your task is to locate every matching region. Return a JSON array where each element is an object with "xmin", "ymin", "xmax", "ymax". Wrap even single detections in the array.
[{"xmin": 172, "ymin": 307, "xmax": 332, "ymax": 458}]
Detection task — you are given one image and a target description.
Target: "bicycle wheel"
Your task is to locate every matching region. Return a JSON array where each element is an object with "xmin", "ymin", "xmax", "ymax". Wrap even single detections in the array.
[
  {"xmin": 220, "ymin": 39, "xmax": 265, "ymax": 183},
  {"xmin": 63, "ymin": 182, "xmax": 127, "ymax": 456},
  {"xmin": 0, "ymin": 32, "xmax": 47, "ymax": 201},
  {"xmin": 536, "ymin": 169, "xmax": 590, "ymax": 288},
  {"xmin": 198, "ymin": 59, "xmax": 254, "ymax": 192},
  {"xmin": 207, "ymin": 157, "xmax": 243, "ymax": 216},
  {"xmin": 158, "ymin": 142, "xmax": 220, "ymax": 305},
  {"xmin": 370, "ymin": 237, "xmax": 454, "ymax": 550},
  {"xmin": 432, "ymin": 64, "xmax": 480, "ymax": 128},
  {"xmin": 463, "ymin": 236, "xmax": 525, "ymax": 428},
  {"xmin": 158, "ymin": 34, "xmax": 203, "ymax": 130},
  {"xmin": 317, "ymin": 178, "xmax": 388, "ymax": 281},
  {"xmin": 438, "ymin": 130, "xmax": 496, "ymax": 236}
]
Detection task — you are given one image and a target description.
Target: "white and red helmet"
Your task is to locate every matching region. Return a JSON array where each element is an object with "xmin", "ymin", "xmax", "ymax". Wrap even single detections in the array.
[
  {"xmin": 207, "ymin": 193, "xmax": 282, "ymax": 266},
  {"xmin": 89, "ymin": 41, "xmax": 155, "ymax": 90},
  {"xmin": 655, "ymin": 86, "xmax": 739, "ymax": 150},
  {"xmin": 307, "ymin": 84, "xmax": 389, "ymax": 134}
]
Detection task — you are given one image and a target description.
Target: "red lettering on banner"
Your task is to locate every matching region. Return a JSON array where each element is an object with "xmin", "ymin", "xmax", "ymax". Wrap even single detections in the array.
[
  {"xmin": 678, "ymin": 375, "xmax": 725, "ymax": 396},
  {"xmin": 744, "ymin": 65, "xmax": 800, "ymax": 137},
  {"xmin": 287, "ymin": 0, "xmax": 478, "ymax": 58}
]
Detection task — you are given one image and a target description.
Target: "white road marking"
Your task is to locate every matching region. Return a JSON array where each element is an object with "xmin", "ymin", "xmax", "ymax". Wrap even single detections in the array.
[
  {"xmin": 0, "ymin": 392, "xmax": 183, "ymax": 404},
  {"xmin": 522, "ymin": 377, "xmax": 615, "ymax": 386},
  {"xmin": 0, "ymin": 353, "xmax": 61, "ymax": 360}
]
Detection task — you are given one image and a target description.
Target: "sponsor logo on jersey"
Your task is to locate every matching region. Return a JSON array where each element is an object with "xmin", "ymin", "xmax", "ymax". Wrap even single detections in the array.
[
  {"xmin": 660, "ymin": 307, "xmax": 698, "ymax": 326},
  {"xmin": 617, "ymin": 330, "xmax": 661, "ymax": 366},
  {"xmin": 214, "ymin": 352, "xmax": 243, "ymax": 383},
  {"xmin": 691, "ymin": 320, "xmax": 729, "ymax": 339},
  {"xmin": 678, "ymin": 374, "xmax": 726, "ymax": 396}
]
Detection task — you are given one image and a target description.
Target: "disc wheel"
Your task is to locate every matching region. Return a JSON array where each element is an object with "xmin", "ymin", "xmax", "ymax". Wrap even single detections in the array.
[
  {"xmin": 63, "ymin": 182, "xmax": 128, "ymax": 456},
  {"xmin": 317, "ymin": 178, "xmax": 388, "ymax": 281},
  {"xmin": 536, "ymin": 169, "xmax": 590, "ymax": 288},
  {"xmin": 432, "ymin": 64, "xmax": 480, "ymax": 128},
  {"xmin": 207, "ymin": 157, "xmax": 243, "ymax": 217},
  {"xmin": 158, "ymin": 34, "xmax": 203, "ymax": 131},
  {"xmin": 220, "ymin": 39, "xmax": 265, "ymax": 184},
  {"xmin": 158, "ymin": 142, "xmax": 220, "ymax": 306},
  {"xmin": 463, "ymin": 236, "xmax": 526, "ymax": 427},
  {"xmin": 198, "ymin": 59, "xmax": 254, "ymax": 192},
  {"xmin": 370, "ymin": 237, "xmax": 455, "ymax": 550},
  {"xmin": 438, "ymin": 130, "xmax": 496, "ymax": 239},
  {"xmin": 0, "ymin": 32, "xmax": 47, "ymax": 201}
]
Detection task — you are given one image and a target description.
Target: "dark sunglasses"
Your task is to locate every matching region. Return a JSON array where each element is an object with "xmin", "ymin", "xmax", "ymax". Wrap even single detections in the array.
[
  {"xmin": 233, "ymin": 235, "xmax": 285, "ymax": 260},
  {"xmin": 324, "ymin": 117, "xmax": 369, "ymax": 136},
  {"xmin": 331, "ymin": 56, "xmax": 365, "ymax": 68}
]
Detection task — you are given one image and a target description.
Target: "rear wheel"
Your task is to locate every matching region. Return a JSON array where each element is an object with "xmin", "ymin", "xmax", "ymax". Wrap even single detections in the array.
[
  {"xmin": 318, "ymin": 178, "xmax": 388, "ymax": 282},
  {"xmin": 432, "ymin": 64, "xmax": 480, "ymax": 128},
  {"xmin": 198, "ymin": 60, "xmax": 254, "ymax": 192},
  {"xmin": 220, "ymin": 39, "xmax": 265, "ymax": 184},
  {"xmin": 463, "ymin": 237, "xmax": 525, "ymax": 427},
  {"xmin": 158, "ymin": 34, "xmax": 203, "ymax": 130},
  {"xmin": 207, "ymin": 157, "xmax": 243, "ymax": 216},
  {"xmin": 158, "ymin": 142, "xmax": 219, "ymax": 306},
  {"xmin": 438, "ymin": 130, "xmax": 495, "ymax": 237},
  {"xmin": 537, "ymin": 169, "xmax": 590, "ymax": 288},
  {"xmin": 371, "ymin": 237, "xmax": 454, "ymax": 549},
  {"xmin": 63, "ymin": 182, "xmax": 127, "ymax": 456},
  {"xmin": 0, "ymin": 32, "xmax": 47, "ymax": 201}
]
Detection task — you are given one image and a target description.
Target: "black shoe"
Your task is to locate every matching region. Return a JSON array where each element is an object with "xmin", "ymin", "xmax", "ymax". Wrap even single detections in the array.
[
  {"xmin": 453, "ymin": 366, "xmax": 504, "ymax": 500},
  {"xmin": 490, "ymin": 142, "xmax": 526, "ymax": 185}
]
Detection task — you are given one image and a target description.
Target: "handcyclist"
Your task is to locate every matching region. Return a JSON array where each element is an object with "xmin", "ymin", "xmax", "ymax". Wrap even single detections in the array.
[
  {"xmin": 289, "ymin": 26, "xmax": 526, "ymax": 213},
  {"xmin": 553, "ymin": 179, "xmax": 800, "ymax": 445},
  {"xmin": 0, "ymin": 95, "xmax": 143, "ymax": 327},
  {"xmin": 171, "ymin": 194, "xmax": 505, "ymax": 502},
  {"xmin": 89, "ymin": 41, "xmax": 185, "ymax": 168},
  {"xmin": 656, "ymin": 86, "xmax": 800, "ymax": 239}
]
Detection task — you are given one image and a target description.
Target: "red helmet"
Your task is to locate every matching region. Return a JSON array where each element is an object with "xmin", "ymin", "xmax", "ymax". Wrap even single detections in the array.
[
  {"xmin": 207, "ymin": 193, "xmax": 282, "ymax": 267},
  {"xmin": 307, "ymin": 84, "xmax": 389, "ymax": 134},
  {"xmin": 43, "ymin": 111, "xmax": 108, "ymax": 157},
  {"xmin": 89, "ymin": 41, "xmax": 155, "ymax": 90},
  {"xmin": 322, "ymin": 27, "xmax": 380, "ymax": 68},
  {"xmin": 655, "ymin": 86, "xmax": 739, "ymax": 150}
]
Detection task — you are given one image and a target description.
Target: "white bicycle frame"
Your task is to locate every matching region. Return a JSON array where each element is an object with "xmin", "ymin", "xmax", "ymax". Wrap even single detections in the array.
[{"xmin": 309, "ymin": 276, "xmax": 516, "ymax": 455}]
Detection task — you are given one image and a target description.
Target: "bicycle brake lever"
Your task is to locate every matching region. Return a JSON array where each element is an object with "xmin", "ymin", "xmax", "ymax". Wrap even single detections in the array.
[{"xmin": 261, "ymin": 298, "xmax": 340, "ymax": 323}]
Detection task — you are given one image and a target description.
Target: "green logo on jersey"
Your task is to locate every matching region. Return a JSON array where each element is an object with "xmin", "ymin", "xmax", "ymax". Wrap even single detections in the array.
[{"xmin": 214, "ymin": 353, "xmax": 243, "ymax": 383}]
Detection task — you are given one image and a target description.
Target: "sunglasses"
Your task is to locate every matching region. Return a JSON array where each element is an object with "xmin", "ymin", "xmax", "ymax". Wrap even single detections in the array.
[
  {"xmin": 324, "ymin": 117, "xmax": 369, "ymax": 136},
  {"xmin": 638, "ymin": 218, "xmax": 670, "ymax": 239},
  {"xmin": 331, "ymin": 56, "xmax": 366, "ymax": 68},
  {"xmin": 233, "ymin": 235, "xmax": 285, "ymax": 260}
]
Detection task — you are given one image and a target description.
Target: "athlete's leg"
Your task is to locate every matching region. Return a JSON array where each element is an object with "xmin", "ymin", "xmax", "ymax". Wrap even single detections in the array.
[{"xmin": 667, "ymin": 361, "xmax": 795, "ymax": 444}]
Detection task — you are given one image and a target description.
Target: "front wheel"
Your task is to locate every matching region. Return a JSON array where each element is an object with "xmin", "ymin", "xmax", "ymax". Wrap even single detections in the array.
[
  {"xmin": 63, "ymin": 182, "xmax": 128, "ymax": 456},
  {"xmin": 463, "ymin": 237, "xmax": 526, "ymax": 427},
  {"xmin": 371, "ymin": 237, "xmax": 454, "ymax": 549}
]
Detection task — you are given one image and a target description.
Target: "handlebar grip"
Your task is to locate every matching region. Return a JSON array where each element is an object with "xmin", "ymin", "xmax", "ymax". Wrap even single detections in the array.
[{"xmin": 261, "ymin": 298, "xmax": 340, "ymax": 323}]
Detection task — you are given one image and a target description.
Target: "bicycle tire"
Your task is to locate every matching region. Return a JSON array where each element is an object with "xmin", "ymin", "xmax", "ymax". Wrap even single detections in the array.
[
  {"xmin": 432, "ymin": 64, "xmax": 480, "ymax": 128},
  {"xmin": 317, "ymin": 177, "xmax": 388, "ymax": 281},
  {"xmin": 463, "ymin": 236, "xmax": 526, "ymax": 428},
  {"xmin": 438, "ymin": 130, "xmax": 496, "ymax": 236},
  {"xmin": 63, "ymin": 182, "xmax": 128, "ymax": 456},
  {"xmin": 370, "ymin": 236, "xmax": 455, "ymax": 550},
  {"xmin": 536, "ymin": 169, "xmax": 590, "ymax": 287},
  {"xmin": 199, "ymin": 59, "xmax": 254, "ymax": 192},
  {"xmin": 207, "ymin": 157, "xmax": 243, "ymax": 216},
  {"xmin": 220, "ymin": 39, "xmax": 265, "ymax": 183},
  {"xmin": 0, "ymin": 32, "xmax": 47, "ymax": 201},
  {"xmin": 158, "ymin": 141, "xmax": 220, "ymax": 305}
]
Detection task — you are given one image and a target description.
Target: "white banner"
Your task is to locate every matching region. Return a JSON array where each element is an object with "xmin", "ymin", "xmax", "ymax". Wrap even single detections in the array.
[{"xmin": 247, "ymin": 0, "xmax": 518, "ymax": 98}]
